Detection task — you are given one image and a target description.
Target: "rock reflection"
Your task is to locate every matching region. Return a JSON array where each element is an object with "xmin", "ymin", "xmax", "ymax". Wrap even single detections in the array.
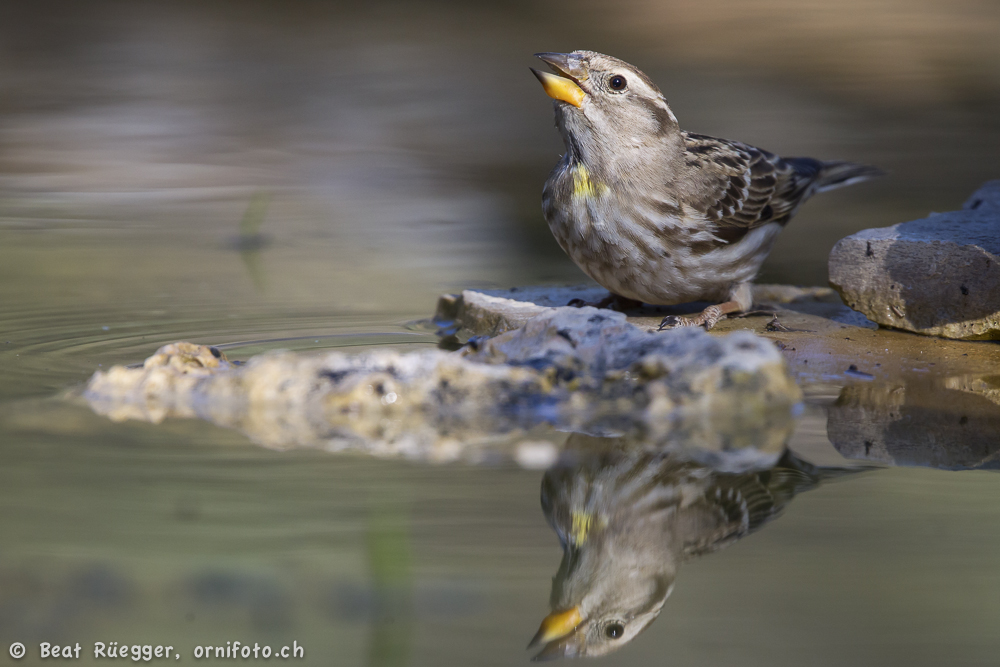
[
  {"xmin": 529, "ymin": 432, "xmax": 844, "ymax": 660},
  {"xmin": 827, "ymin": 377, "xmax": 1000, "ymax": 470}
]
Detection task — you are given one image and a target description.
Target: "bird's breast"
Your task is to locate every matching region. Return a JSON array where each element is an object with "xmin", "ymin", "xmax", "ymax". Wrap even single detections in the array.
[{"xmin": 542, "ymin": 165, "xmax": 783, "ymax": 304}]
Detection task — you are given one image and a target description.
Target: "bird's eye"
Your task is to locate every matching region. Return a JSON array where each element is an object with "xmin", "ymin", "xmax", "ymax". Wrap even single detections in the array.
[
  {"xmin": 605, "ymin": 623, "xmax": 625, "ymax": 639},
  {"xmin": 609, "ymin": 75, "xmax": 627, "ymax": 91}
]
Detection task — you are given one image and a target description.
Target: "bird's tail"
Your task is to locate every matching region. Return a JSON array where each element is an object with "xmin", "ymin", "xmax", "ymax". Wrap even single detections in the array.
[{"xmin": 785, "ymin": 157, "xmax": 886, "ymax": 194}]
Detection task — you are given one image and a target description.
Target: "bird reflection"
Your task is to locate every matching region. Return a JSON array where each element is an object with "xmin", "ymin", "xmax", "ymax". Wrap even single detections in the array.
[{"xmin": 529, "ymin": 433, "xmax": 838, "ymax": 660}]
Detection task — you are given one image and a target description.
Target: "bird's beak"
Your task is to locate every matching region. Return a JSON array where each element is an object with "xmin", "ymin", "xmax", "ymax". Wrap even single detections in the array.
[
  {"xmin": 531, "ymin": 637, "xmax": 581, "ymax": 662},
  {"xmin": 527, "ymin": 606, "xmax": 583, "ymax": 648},
  {"xmin": 531, "ymin": 52, "xmax": 587, "ymax": 108}
]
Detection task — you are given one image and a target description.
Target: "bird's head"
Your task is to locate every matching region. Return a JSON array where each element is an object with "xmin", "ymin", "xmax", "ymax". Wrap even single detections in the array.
[
  {"xmin": 530, "ymin": 51, "xmax": 680, "ymax": 173},
  {"xmin": 527, "ymin": 439, "xmax": 681, "ymax": 660},
  {"xmin": 528, "ymin": 560, "xmax": 673, "ymax": 660}
]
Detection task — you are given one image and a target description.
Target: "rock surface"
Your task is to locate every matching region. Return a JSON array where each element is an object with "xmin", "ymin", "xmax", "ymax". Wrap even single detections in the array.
[
  {"xmin": 83, "ymin": 309, "xmax": 800, "ymax": 463},
  {"xmin": 964, "ymin": 180, "xmax": 1000, "ymax": 212},
  {"xmin": 436, "ymin": 283, "xmax": 1000, "ymax": 387},
  {"xmin": 78, "ymin": 282, "xmax": 1000, "ymax": 470},
  {"xmin": 433, "ymin": 283, "xmax": 1000, "ymax": 470},
  {"xmin": 435, "ymin": 283, "xmax": 839, "ymax": 339},
  {"xmin": 829, "ymin": 181, "xmax": 1000, "ymax": 340}
]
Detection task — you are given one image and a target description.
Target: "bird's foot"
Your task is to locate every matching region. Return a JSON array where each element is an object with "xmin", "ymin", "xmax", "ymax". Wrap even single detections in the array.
[
  {"xmin": 658, "ymin": 305, "xmax": 725, "ymax": 331},
  {"xmin": 567, "ymin": 293, "xmax": 643, "ymax": 312}
]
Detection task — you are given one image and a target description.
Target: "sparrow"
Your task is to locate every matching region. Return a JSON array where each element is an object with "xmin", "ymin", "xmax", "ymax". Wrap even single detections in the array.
[
  {"xmin": 527, "ymin": 433, "xmax": 835, "ymax": 660},
  {"xmin": 530, "ymin": 51, "xmax": 883, "ymax": 330}
]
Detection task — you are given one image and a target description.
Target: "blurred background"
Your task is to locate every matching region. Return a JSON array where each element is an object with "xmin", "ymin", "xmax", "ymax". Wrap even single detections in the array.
[
  {"xmin": 2, "ymin": 0, "xmax": 999, "ymax": 348},
  {"xmin": 1, "ymin": 1, "xmax": 1000, "ymax": 665}
]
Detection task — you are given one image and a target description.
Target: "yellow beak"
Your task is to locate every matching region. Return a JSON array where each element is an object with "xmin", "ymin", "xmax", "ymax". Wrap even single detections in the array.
[
  {"xmin": 530, "ymin": 68, "xmax": 585, "ymax": 108},
  {"xmin": 527, "ymin": 606, "xmax": 583, "ymax": 647}
]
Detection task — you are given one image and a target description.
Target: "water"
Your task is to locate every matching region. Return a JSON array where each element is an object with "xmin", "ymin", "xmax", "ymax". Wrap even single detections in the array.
[{"xmin": 2, "ymin": 1, "xmax": 1000, "ymax": 665}]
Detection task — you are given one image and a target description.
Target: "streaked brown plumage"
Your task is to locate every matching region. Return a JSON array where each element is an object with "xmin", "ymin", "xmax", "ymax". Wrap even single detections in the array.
[{"xmin": 531, "ymin": 51, "xmax": 883, "ymax": 329}]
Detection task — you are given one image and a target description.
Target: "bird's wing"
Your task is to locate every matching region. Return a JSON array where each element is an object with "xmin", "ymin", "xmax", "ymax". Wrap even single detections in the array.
[
  {"xmin": 680, "ymin": 133, "xmax": 814, "ymax": 246},
  {"xmin": 679, "ymin": 464, "xmax": 819, "ymax": 558}
]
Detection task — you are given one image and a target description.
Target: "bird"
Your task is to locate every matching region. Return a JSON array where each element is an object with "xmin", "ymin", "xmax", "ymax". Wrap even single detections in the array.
[
  {"xmin": 527, "ymin": 433, "xmax": 838, "ymax": 660},
  {"xmin": 530, "ymin": 51, "xmax": 883, "ymax": 330}
]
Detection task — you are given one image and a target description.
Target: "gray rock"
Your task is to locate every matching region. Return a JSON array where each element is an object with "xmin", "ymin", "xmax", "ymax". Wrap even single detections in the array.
[
  {"xmin": 829, "ymin": 181, "xmax": 1000, "ymax": 339},
  {"xmin": 83, "ymin": 310, "xmax": 800, "ymax": 463},
  {"xmin": 964, "ymin": 180, "xmax": 1000, "ymax": 212},
  {"xmin": 435, "ymin": 285, "xmax": 607, "ymax": 338},
  {"xmin": 434, "ymin": 283, "xmax": 1000, "ymax": 397},
  {"xmin": 435, "ymin": 283, "xmax": 837, "ymax": 339}
]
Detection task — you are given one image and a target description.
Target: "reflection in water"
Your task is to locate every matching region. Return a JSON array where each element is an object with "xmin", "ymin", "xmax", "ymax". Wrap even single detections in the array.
[
  {"xmin": 364, "ymin": 503, "xmax": 414, "ymax": 667},
  {"xmin": 234, "ymin": 191, "xmax": 272, "ymax": 293},
  {"xmin": 529, "ymin": 433, "xmax": 845, "ymax": 660},
  {"xmin": 828, "ymin": 377, "xmax": 1000, "ymax": 470}
]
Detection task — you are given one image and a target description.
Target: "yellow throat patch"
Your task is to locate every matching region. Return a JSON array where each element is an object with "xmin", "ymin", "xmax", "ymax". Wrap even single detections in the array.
[
  {"xmin": 570, "ymin": 511, "xmax": 605, "ymax": 545},
  {"xmin": 570, "ymin": 164, "xmax": 607, "ymax": 200}
]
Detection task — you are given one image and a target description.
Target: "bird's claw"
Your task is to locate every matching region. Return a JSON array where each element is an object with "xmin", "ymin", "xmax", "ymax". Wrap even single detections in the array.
[
  {"xmin": 657, "ymin": 315, "xmax": 709, "ymax": 331},
  {"xmin": 657, "ymin": 315, "xmax": 685, "ymax": 330},
  {"xmin": 657, "ymin": 306, "xmax": 725, "ymax": 331}
]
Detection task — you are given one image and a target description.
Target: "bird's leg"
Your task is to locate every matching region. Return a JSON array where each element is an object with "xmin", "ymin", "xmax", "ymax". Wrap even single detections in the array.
[
  {"xmin": 567, "ymin": 293, "xmax": 643, "ymax": 312},
  {"xmin": 657, "ymin": 302, "xmax": 736, "ymax": 331},
  {"xmin": 658, "ymin": 283, "xmax": 753, "ymax": 331}
]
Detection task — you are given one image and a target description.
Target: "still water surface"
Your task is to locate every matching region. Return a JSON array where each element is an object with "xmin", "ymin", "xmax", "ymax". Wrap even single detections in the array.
[{"xmin": 2, "ymin": 1, "xmax": 1000, "ymax": 665}]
